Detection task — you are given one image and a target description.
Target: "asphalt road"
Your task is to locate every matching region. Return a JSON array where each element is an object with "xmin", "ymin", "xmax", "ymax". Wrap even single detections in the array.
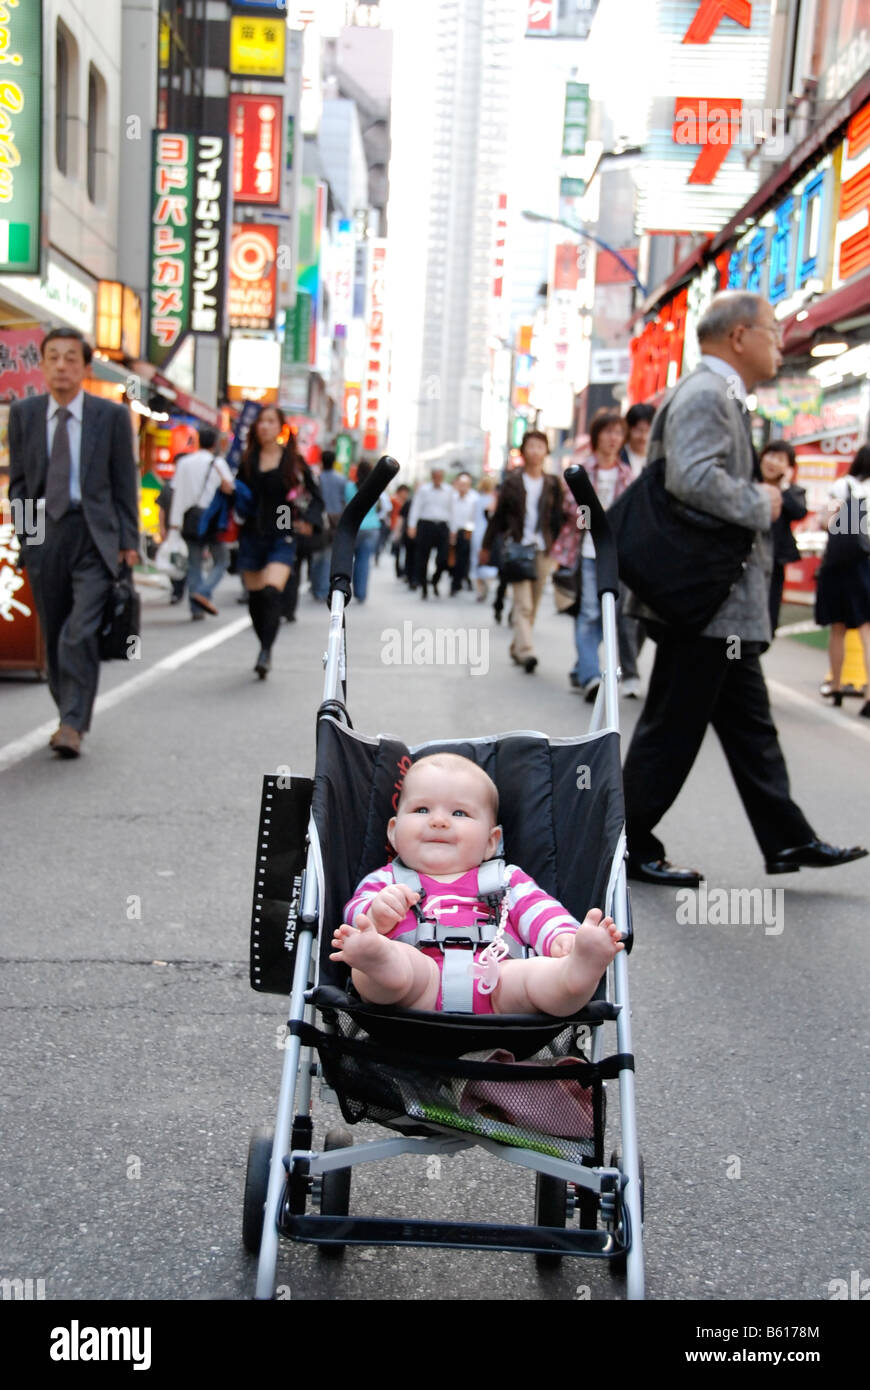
[{"xmin": 1, "ymin": 557, "xmax": 868, "ymax": 1308}]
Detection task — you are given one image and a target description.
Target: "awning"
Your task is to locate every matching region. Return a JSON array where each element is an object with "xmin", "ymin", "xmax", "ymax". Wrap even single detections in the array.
[
  {"xmin": 131, "ymin": 360, "xmax": 222, "ymax": 428},
  {"xmin": 781, "ymin": 269, "xmax": 870, "ymax": 356}
]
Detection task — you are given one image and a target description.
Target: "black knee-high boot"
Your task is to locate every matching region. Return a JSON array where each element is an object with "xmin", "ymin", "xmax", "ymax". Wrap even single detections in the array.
[
  {"xmin": 260, "ymin": 585, "xmax": 283, "ymax": 653},
  {"xmin": 248, "ymin": 589, "xmax": 267, "ymax": 644}
]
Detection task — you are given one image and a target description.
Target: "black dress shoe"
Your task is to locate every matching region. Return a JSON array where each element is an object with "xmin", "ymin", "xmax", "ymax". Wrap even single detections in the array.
[
  {"xmin": 254, "ymin": 648, "xmax": 271, "ymax": 680},
  {"xmin": 524, "ymin": 656, "xmax": 538, "ymax": 673},
  {"xmin": 765, "ymin": 840, "xmax": 869, "ymax": 874},
  {"xmin": 626, "ymin": 858, "xmax": 702, "ymax": 887}
]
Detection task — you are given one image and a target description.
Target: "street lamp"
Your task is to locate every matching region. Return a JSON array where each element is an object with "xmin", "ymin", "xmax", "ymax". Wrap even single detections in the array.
[{"xmin": 521, "ymin": 209, "xmax": 647, "ymax": 296}]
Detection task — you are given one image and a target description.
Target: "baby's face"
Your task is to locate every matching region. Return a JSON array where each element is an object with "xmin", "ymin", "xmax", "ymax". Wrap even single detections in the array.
[{"xmin": 389, "ymin": 764, "xmax": 500, "ymax": 879}]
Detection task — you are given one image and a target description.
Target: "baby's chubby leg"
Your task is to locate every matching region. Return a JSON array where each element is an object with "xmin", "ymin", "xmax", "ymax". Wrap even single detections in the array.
[
  {"xmin": 492, "ymin": 909, "xmax": 623, "ymax": 1017},
  {"xmin": 330, "ymin": 914, "xmax": 441, "ymax": 1010}
]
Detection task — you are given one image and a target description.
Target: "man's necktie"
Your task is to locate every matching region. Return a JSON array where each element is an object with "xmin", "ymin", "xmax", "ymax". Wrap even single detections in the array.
[{"xmin": 45, "ymin": 407, "xmax": 72, "ymax": 521}]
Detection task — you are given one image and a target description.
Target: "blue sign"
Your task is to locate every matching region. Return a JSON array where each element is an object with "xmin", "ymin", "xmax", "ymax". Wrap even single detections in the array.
[{"xmin": 727, "ymin": 157, "xmax": 832, "ymax": 308}]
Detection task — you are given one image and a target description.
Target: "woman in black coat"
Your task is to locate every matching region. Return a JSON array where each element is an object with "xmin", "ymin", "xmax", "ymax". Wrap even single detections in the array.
[{"xmin": 237, "ymin": 406, "xmax": 324, "ymax": 678}]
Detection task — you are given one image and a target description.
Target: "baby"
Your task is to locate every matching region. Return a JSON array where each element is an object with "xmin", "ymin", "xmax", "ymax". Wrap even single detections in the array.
[{"xmin": 331, "ymin": 752, "xmax": 623, "ymax": 1016}]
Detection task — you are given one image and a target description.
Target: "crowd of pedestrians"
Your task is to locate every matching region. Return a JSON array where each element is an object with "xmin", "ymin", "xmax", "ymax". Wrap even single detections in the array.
[{"xmin": 6, "ymin": 292, "xmax": 868, "ymax": 903}]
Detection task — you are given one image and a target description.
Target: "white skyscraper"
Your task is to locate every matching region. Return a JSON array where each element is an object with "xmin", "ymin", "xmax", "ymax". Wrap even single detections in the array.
[{"xmin": 386, "ymin": 0, "xmax": 522, "ymax": 476}]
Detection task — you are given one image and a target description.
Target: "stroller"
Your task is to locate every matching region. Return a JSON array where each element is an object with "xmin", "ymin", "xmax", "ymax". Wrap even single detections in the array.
[{"xmin": 243, "ymin": 459, "xmax": 645, "ymax": 1299}]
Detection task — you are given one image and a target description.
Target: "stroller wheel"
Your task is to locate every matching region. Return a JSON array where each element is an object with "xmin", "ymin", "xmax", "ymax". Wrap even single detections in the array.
[
  {"xmin": 242, "ymin": 1126, "xmax": 274, "ymax": 1255},
  {"xmin": 607, "ymin": 1150, "xmax": 644, "ymax": 1278},
  {"xmin": 318, "ymin": 1126, "xmax": 353, "ymax": 1259},
  {"xmin": 534, "ymin": 1174, "xmax": 567, "ymax": 1270}
]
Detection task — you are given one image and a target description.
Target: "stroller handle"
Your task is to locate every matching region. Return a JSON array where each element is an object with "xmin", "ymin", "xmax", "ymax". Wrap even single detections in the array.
[
  {"xmin": 330, "ymin": 455, "xmax": 400, "ymax": 602},
  {"xmin": 565, "ymin": 465, "xmax": 620, "ymax": 599}
]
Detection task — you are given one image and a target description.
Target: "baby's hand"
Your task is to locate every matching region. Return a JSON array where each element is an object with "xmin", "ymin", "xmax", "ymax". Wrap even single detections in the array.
[
  {"xmin": 548, "ymin": 931, "xmax": 576, "ymax": 958},
  {"xmin": 366, "ymin": 883, "xmax": 420, "ymax": 933}
]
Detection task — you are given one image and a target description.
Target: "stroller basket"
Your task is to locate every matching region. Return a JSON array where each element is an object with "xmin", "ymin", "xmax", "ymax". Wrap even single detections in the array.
[{"xmin": 299, "ymin": 1003, "xmax": 629, "ymax": 1164}]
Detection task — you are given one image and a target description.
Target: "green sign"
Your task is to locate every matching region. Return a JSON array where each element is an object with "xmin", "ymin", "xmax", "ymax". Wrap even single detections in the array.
[
  {"xmin": 285, "ymin": 292, "xmax": 311, "ymax": 365},
  {"xmin": 147, "ymin": 132, "xmax": 195, "ymax": 368},
  {"xmin": 334, "ymin": 433, "xmax": 353, "ymax": 470},
  {"xmin": 511, "ymin": 415, "xmax": 527, "ymax": 449},
  {"xmin": 0, "ymin": 0, "xmax": 43, "ymax": 274},
  {"xmin": 562, "ymin": 82, "xmax": 589, "ymax": 157}
]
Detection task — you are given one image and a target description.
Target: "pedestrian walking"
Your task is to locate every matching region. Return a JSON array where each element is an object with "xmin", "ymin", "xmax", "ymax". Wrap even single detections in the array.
[
  {"xmin": 448, "ymin": 470, "xmax": 477, "ymax": 594},
  {"xmin": 618, "ymin": 402, "xmax": 656, "ymax": 695},
  {"xmin": 8, "ymin": 327, "xmax": 140, "ymax": 758},
  {"xmin": 390, "ymin": 484, "xmax": 412, "ymax": 579},
  {"xmin": 308, "ymin": 449, "xmax": 347, "ymax": 601},
  {"xmin": 620, "ymin": 402, "xmax": 655, "ymax": 478},
  {"xmin": 569, "ymin": 409, "xmax": 633, "ymax": 701},
  {"xmin": 406, "ymin": 466, "xmax": 452, "ymax": 598},
  {"xmin": 620, "ymin": 290, "xmax": 866, "ymax": 884},
  {"xmin": 814, "ymin": 444, "xmax": 870, "ymax": 717},
  {"xmin": 167, "ymin": 427, "xmax": 235, "ymax": 620},
  {"xmin": 237, "ymin": 406, "xmax": 324, "ymax": 679},
  {"xmin": 479, "ymin": 430, "xmax": 564, "ymax": 673},
  {"xmin": 758, "ymin": 440, "xmax": 807, "ymax": 635},
  {"xmin": 155, "ymin": 471, "xmax": 186, "ymax": 605},
  {"xmin": 470, "ymin": 475, "xmax": 498, "ymax": 602},
  {"xmin": 346, "ymin": 460, "xmax": 382, "ymax": 602}
]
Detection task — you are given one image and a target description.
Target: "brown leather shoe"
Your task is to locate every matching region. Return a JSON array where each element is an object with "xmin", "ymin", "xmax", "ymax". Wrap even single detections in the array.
[
  {"xmin": 51, "ymin": 724, "xmax": 81, "ymax": 758},
  {"xmin": 191, "ymin": 592, "xmax": 218, "ymax": 615}
]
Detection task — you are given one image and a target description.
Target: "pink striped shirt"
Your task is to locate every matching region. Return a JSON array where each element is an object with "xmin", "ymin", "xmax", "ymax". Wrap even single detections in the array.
[{"xmin": 344, "ymin": 863, "xmax": 579, "ymax": 956}]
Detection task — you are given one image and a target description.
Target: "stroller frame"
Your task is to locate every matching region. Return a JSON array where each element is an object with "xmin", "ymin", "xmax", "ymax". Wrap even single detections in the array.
[{"xmin": 248, "ymin": 459, "xmax": 645, "ymax": 1299}]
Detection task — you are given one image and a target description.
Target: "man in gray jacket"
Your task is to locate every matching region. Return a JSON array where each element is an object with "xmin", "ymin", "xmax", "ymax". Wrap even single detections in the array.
[
  {"xmin": 8, "ymin": 327, "xmax": 140, "ymax": 758},
  {"xmin": 623, "ymin": 291, "xmax": 866, "ymax": 883}
]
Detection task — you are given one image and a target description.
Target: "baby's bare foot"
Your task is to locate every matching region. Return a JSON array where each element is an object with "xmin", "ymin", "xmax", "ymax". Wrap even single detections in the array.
[
  {"xmin": 330, "ymin": 914, "xmax": 421, "ymax": 1001},
  {"xmin": 565, "ymin": 910, "xmax": 623, "ymax": 986}
]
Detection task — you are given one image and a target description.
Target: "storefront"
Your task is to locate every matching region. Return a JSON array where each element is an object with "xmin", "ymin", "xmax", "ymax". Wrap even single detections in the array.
[{"xmin": 630, "ymin": 71, "xmax": 870, "ymax": 606}]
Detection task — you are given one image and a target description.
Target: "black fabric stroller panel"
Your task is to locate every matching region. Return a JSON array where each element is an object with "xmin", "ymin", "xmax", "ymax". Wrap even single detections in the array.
[{"xmin": 311, "ymin": 717, "xmax": 626, "ymax": 994}]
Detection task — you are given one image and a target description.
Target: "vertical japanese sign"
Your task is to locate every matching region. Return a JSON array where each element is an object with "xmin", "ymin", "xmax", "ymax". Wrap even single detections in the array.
[
  {"xmin": 148, "ymin": 132, "xmax": 194, "ymax": 368},
  {"xmin": 0, "ymin": 0, "xmax": 42, "ymax": 274},
  {"xmin": 230, "ymin": 95, "xmax": 282, "ymax": 206},
  {"xmin": 362, "ymin": 240, "xmax": 387, "ymax": 453},
  {"xmin": 191, "ymin": 134, "xmax": 228, "ymax": 336},
  {"xmin": 330, "ymin": 217, "xmax": 353, "ymax": 339},
  {"xmin": 562, "ymin": 82, "xmax": 589, "ymax": 156},
  {"xmin": 148, "ymin": 132, "xmax": 227, "ymax": 366}
]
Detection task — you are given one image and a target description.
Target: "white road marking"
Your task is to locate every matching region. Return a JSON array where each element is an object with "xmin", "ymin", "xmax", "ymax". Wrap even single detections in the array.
[
  {"xmin": 767, "ymin": 677, "xmax": 870, "ymax": 743},
  {"xmin": 0, "ymin": 616, "xmax": 251, "ymax": 773}
]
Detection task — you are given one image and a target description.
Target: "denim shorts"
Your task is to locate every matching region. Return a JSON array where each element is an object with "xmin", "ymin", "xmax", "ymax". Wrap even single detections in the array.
[{"xmin": 237, "ymin": 532, "xmax": 296, "ymax": 573}]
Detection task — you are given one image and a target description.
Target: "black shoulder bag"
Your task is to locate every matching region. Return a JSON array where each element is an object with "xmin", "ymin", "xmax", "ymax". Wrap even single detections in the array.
[
  {"xmin": 606, "ymin": 398, "xmax": 755, "ymax": 633},
  {"xmin": 181, "ymin": 456, "xmax": 217, "ymax": 543}
]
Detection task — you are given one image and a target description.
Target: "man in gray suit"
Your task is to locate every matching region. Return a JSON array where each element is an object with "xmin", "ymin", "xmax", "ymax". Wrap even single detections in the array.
[
  {"xmin": 8, "ymin": 327, "xmax": 140, "ymax": 758},
  {"xmin": 623, "ymin": 291, "xmax": 866, "ymax": 883}
]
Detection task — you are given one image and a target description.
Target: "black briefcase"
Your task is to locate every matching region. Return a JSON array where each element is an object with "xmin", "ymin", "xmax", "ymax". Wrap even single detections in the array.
[
  {"xmin": 100, "ymin": 565, "xmax": 141, "ymax": 661},
  {"xmin": 607, "ymin": 455, "xmax": 755, "ymax": 633}
]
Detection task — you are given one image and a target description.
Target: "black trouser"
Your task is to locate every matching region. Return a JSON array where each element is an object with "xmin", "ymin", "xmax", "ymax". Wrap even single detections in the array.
[
  {"xmin": 622, "ymin": 634, "xmax": 814, "ymax": 863},
  {"xmin": 414, "ymin": 520, "xmax": 449, "ymax": 596},
  {"xmin": 769, "ymin": 564, "xmax": 785, "ymax": 636},
  {"xmin": 24, "ymin": 511, "xmax": 113, "ymax": 733},
  {"xmin": 450, "ymin": 531, "xmax": 471, "ymax": 593}
]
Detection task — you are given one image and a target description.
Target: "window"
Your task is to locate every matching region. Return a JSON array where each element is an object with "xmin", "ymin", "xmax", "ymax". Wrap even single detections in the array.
[
  {"xmin": 55, "ymin": 22, "xmax": 78, "ymax": 176},
  {"xmin": 87, "ymin": 64, "xmax": 107, "ymax": 203}
]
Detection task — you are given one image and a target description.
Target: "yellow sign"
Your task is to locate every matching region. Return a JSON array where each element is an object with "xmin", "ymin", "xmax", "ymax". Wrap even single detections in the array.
[{"xmin": 230, "ymin": 15, "xmax": 286, "ymax": 79}]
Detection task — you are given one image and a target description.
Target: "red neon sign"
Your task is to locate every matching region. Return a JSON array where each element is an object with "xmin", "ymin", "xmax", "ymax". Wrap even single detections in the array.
[
  {"xmin": 682, "ymin": 0, "xmax": 751, "ymax": 43},
  {"xmin": 673, "ymin": 97, "xmax": 743, "ymax": 184}
]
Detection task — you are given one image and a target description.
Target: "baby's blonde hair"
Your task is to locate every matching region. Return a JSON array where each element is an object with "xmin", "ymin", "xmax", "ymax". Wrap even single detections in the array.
[{"xmin": 398, "ymin": 753, "xmax": 499, "ymax": 821}]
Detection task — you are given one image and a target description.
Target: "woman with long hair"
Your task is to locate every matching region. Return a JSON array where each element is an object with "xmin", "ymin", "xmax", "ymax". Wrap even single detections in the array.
[
  {"xmin": 815, "ymin": 444, "xmax": 870, "ymax": 717},
  {"xmin": 237, "ymin": 406, "xmax": 324, "ymax": 678}
]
